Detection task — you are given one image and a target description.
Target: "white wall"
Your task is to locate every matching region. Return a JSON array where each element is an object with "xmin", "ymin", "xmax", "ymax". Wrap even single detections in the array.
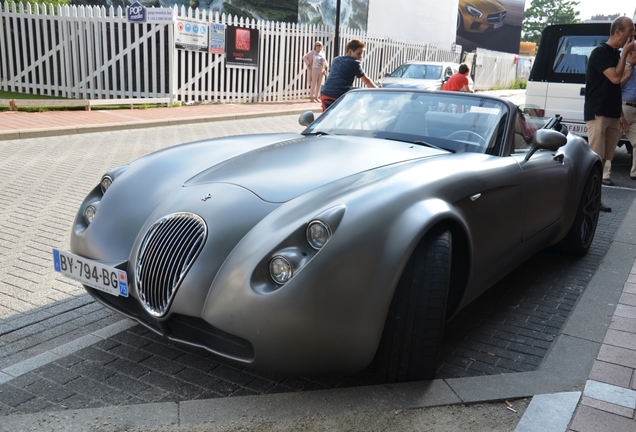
[{"xmin": 366, "ymin": 0, "xmax": 457, "ymax": 47}]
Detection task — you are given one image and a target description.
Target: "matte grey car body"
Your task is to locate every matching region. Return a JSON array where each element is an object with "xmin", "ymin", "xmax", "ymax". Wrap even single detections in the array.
[{"xmin": 64, "ymin": 89, "xmax": 602, "ymax": 382}]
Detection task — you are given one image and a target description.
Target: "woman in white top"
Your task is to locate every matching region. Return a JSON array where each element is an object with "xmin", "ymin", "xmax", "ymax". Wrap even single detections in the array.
[{"xmin": 303, "ymin": 41, "xmax": 328, "ymax": 103}]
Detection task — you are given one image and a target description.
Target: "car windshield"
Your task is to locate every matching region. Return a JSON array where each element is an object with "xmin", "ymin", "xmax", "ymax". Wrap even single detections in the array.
[
  {"xmin": 302, "ymin": 90, "xmax": 509, "ymax": 154},
  {"xmin": 389, "ymin": 64, "xmax": 443, "ymax": 80}
]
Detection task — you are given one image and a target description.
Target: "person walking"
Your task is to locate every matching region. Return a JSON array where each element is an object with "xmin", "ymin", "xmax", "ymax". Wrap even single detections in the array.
[
  {"xmin": 320, "ymin": 39, "xmax": 379, "ymax": 112},
  {"xmin": 622, "ymin": 49, "xmax": 636, "ymax": 179},
  {"xmin": 303, "ymin": 41, "xmax": 328, "ymax": 103},
  {"xmin": 584, "ymin": 16, "xmax": 635, "ymax": 212},
  {"xmin": 441, "ymin": 63, "xmax": 473, "ymax": 92}
]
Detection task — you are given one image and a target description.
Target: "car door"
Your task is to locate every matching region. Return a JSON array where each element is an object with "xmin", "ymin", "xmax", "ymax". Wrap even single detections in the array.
[
  {"xmin": 511, "ymin": 145, "xmax": 572, "ymax": 241},
  {"xmin": 451, "ymin": 154, "xmax": 524, "ymax": 301}
]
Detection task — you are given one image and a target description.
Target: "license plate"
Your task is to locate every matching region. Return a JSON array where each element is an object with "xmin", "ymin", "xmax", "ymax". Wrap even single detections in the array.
[
  {"xmin": 494, "ymin": 22, "xmax": 504, "ymax": 29},
  {"xmin": 53, "ymin": 249, "xmax": 128, "ymax": 297},
  {"xmin": 564, "ymin": 123, "xmax": 588, "ymax": 135}
]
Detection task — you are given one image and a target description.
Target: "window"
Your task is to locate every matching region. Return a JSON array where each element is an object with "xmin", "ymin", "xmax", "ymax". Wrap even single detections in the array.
[{"xmin": 553, "ymin": 35, "xmax": 607, "ymax": 74}]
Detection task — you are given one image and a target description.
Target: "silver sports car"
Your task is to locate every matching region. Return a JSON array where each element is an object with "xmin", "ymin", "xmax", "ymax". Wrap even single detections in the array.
[{"xmin": 53, "ymin": 89, "xmax": 602, "ymax": 382}]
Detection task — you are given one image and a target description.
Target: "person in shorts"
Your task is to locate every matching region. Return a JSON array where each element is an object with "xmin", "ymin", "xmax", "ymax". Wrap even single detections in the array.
[
  {"xmin": 320, "ymin": 39, "xmax": 379, "ymax": 112},
  {"xmin": 584, "ymin": 16, "xmax": 635, "ymax": 211}
]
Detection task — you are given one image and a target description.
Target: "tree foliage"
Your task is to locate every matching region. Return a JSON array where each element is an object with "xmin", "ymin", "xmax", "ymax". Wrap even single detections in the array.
[
  {"xmin": 523, "ymin": 0, "xmax": 582, "ymax": 45},
  {"xmin": 8, "ymin": 0, "xmax": 70, "ymax": 9}
]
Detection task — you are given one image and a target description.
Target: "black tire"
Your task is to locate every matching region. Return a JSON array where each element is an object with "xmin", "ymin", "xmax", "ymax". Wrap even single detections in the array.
[
  {"xmin": 373, "ymin": 227, "xmax": 452, "ymax": 382},
  {"xmin": 560, "ymin": 169, "xmax": 601, "ymax": 255}
]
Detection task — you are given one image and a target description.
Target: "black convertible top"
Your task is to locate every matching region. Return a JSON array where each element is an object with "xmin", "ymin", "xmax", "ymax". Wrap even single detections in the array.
[{"xmin": 529, "ymin": 23, "xmax": 610, "ymax": 85}]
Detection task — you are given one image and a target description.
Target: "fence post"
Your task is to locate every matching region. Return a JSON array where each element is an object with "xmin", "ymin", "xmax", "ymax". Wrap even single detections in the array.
[{"xmin": 169, "ymin": 6, "xmax": 176, "ymax": 105}]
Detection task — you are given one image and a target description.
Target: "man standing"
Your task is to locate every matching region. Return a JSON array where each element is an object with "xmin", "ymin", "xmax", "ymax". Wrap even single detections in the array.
[
  {"xmin": 622, "ymin": 49, "xmax": 636, "ymax": 180},
  {"xmin": 584, "ymin": 16, "xmax": 635, "ymax": 212},
  {"xmin": 320, "ymin": 39, "xmax": 379, "ymax": 112},
  {"xmin": 441, "ymin": 63, "xmax": 473, "ymax": 92}
]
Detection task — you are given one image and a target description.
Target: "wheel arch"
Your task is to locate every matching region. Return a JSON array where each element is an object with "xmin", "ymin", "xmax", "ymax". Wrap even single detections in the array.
[{"xmin": 388, "ymin": 207, "xmax": 472, "ymax": 321}]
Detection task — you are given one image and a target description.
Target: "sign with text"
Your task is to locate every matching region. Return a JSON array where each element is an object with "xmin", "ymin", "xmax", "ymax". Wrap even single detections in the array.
[
  {"xmin": 225, "ymin": 25, "xmax": 259, "ymax": 68},
  {"xmin": 209, "ymin": 23, "xmax": 226, "ymax": 55},
  {"xmin": 146, "ymin": 8, "xmax": 175, "ymax": 24},
  {"xmin": 127, "ymin": 2, "xmax": 174, "ymax": 24},
  {"xmin": 175, "ymin": 18, "xmax": 208, "ymax": 52},
  {"xmin": 127, "ymin": 1, "xmax": 146, "ymax": 23}
]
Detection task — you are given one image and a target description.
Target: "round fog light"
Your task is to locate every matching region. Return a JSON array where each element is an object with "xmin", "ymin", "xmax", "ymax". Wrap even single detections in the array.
[
  {"xmin": 269, "ymin": 256, "xmax": 293, "ymax": 285},
  {"xmin": 100, "ymin": 175, "xmax": 113, "ymax": 194},
  {"xmin": 306, "ymin": 220, "xmax": 331, "ymax": 250},
  {"xmin": 84, "ymin": 205, "xmax": 97, "ymax": 225}
]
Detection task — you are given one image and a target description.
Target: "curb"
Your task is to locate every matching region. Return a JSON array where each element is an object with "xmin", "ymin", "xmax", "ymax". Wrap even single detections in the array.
[{"xmin": 0, "ymin": 108, "xmax": 321, "ymax": 141}]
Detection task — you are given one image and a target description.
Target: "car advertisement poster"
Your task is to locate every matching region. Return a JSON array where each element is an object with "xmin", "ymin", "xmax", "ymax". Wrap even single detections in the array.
[
  {"xmin": 175, "ymin": 18, "xmax": 208, "ymax": 52},
  {"xmin": 209, "ymin": 23, "xmax": 226, "ymax": 55},
  {"xmin": 225, "ymin": 26, "xmax": 260, "ymax": 68},
  {"xmin": 456, "ymin": 0, "xmax": 525, "ymax": 55}
]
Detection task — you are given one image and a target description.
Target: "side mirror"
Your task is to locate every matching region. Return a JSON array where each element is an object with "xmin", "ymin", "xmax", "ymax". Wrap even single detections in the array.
[
  {"xmin": 298, "ymin": 110, "xmax": 315, "ymax": 126},
  {"xmin": 524, "ymin": 129, "xmax": 567, "ymax": 161}
]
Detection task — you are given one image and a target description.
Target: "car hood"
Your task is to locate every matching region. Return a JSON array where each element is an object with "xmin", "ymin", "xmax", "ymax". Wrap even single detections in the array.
[
  {"xmin": 184, "ymin": 134, "xmax": 443, "ymax": 202},
  {"xmin": 381, "ymin": 78, "xmax": 441, "ymax": 89}
]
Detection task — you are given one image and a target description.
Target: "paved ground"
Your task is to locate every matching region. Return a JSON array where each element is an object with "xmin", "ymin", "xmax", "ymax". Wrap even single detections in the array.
[{"xmin": 1, "ymin": 93, "xmax": 636, "ymax": 430}]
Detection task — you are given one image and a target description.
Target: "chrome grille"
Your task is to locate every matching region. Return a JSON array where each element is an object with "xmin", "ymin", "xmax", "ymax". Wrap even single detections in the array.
[
  {"xmin": 487, "ymin": 12, "xmax": 506, "ymax": 22},
  {"xmin": 136, "ymin": 213, "xmax": 207, "ymax": 317}
]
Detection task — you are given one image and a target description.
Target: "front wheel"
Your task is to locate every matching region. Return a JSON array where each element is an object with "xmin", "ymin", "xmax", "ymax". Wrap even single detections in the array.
[
  {"xmin": 372, "ymin": 226, "xmax": 452, "ymax": 382},
  {"xmin": 560, "ymin": 168, "xmax": 601, "ymax": 255}
]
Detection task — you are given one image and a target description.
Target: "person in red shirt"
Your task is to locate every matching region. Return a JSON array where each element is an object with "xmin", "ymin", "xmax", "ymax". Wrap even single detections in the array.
[{"xmin": 442, "ymin": 63, "xmax": 472, "ymax": 92}]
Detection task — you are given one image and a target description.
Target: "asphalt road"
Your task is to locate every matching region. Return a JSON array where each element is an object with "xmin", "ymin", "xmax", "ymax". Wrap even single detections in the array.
[{"xmin": 0, "ymin": 113, "xmax": 635, "ymax": 428}]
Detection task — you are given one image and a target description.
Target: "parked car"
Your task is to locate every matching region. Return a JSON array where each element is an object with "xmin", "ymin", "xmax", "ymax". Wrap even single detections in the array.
[
  {"xmin": 457, "ymin": 0, "xmax": 507, "ymax": 33},
  {"xmin": 381, "ymin": 61, "xmax": 473, "ymax": 91},
  {"xmin": 53, "ymin": 89, "xmax": 601, "ymax": 382}
]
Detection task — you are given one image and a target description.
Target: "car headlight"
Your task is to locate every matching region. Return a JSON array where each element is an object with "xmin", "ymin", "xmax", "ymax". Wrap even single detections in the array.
[
  {"xmin": 306, "ymin": 220, "xmax": 331, "ymax": 250},
  {"xmin": 465, "ymin": 5, "xmax": 482, "ymax": 17},
  {"xmin": 84, "ymin": 205, "xmax": 97, "ymax": 225},
  {"xmin": 269, "ymin": 256, "xmax": 293, "ymax": 285},
  {"xmin": 100, "ymin": 175, "xmax": 113, "ymax": 194}
]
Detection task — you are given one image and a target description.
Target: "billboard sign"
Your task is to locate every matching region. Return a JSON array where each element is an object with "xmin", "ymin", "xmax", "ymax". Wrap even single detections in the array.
[
  {"xmin": 175, "ymin": 18, "xmax": 209, "ymax": 52},
  {"xmin": 127, "ymin": 2, "xmax": 174, "ymax": 24},
  {"xmin": 209, "ymin": 23, "xmax": 226, "ymax": 55},
  {"xmin": 456, "ymin": 0, "xmax": 525, "ymax": 54},
  {"xmin": 225, "ymin": 25, "xmax": 259, "ymax": 68}
]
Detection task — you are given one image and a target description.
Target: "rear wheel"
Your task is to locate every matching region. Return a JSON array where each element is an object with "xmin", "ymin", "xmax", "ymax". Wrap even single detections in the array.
[
  {"xmin": 373, "ymin": 226, "xmax": 452, "ymax": 382},
  {"xmin": 560, "ymin": 168, "xmax": 601, "ymax": 255}
]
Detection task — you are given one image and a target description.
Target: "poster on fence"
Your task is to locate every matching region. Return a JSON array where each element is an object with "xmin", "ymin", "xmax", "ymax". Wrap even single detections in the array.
[
  {"xmin": 175, "ymin": 18, "xmax": 208, "ymax": 52},
  {"xmin": 209, "ymin": 23, "xmax": 226, "ymax": 55},
  {"xmin": 225, "ymin": 26, "xmax": 260, "ymax": 69}
]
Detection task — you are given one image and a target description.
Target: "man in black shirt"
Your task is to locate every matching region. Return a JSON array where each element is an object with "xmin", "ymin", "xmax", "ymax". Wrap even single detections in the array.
[{"xmin": 585, "ymin": 16, "xmax": 635, "ymax": 211}]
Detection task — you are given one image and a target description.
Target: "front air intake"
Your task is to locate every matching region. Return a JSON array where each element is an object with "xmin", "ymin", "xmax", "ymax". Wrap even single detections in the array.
[{"xmin": 136, "ymin": 213, "xmax": 207, "ymax": 317}]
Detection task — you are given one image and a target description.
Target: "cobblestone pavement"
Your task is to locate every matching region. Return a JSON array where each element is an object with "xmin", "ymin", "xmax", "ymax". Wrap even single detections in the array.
[{"xmin": 0, "ymin": 116, "xmax": 635, "ymax": 417}]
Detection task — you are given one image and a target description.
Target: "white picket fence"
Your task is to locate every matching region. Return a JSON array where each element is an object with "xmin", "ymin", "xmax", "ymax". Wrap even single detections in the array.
[{"xmin": 0, "ymin": 2, "xmax": 460, "ymax": 103}]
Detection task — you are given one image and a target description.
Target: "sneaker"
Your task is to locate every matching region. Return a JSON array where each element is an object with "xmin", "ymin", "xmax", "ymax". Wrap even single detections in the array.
[
  {"xmin": 602, "ymin": 178, "xmax": 613, "ymax": 186},
  {"xmin": 600, "ymin": 202, "xmax": 612, "ymax": 212}
]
